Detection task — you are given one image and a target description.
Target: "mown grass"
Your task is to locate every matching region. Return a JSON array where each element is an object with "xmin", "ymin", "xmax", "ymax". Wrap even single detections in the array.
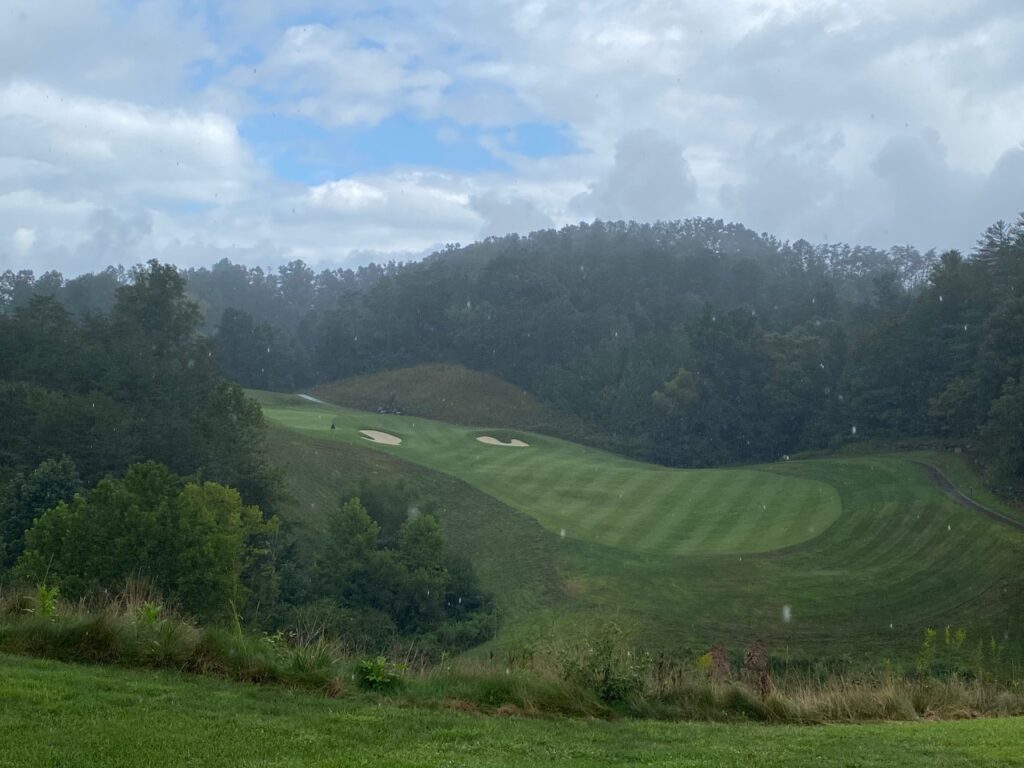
[
  {"xmin": 3, "ymin": 654, "xmax": 1024, "ymax": 768},
  {"xmin": 257, "ymin": 399, "xmax": 1024, "ymax": 662},
  {"xmin": 256, "ymin": 392, "xmax": 842, "ymax": 556}
]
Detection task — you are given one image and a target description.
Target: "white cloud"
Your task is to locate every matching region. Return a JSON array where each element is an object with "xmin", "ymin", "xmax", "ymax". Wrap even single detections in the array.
[
  {"xmin": 570, "ymin": 130, "xmax": 698, "ymax": 222},
  {"xmin": 470, "ymin": 190, "xmax": 554, "ymax": 238},
  {"xmin": 251, "ymin": 23, "xmax": 451, "ymax": 127},
  {"xmin": 0, "ymin": 0, "xmax": 212, "ymax": 104},
  {"xmin": 3, "ymin": 0, "xmax": 1024, "ymax": 276},
  {"xmin": 12, "ymin": 227, "xmax": 36, "ymax": 254},
  {"xmin": 0, "ymin": 81, "xmax": 258, "ymax": 205}
]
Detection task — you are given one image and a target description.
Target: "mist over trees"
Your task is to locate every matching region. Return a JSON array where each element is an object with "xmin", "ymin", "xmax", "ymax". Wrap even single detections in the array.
[{"xmin": 3, "ymin": 215, "xmax": 1023, "ymax": 493}]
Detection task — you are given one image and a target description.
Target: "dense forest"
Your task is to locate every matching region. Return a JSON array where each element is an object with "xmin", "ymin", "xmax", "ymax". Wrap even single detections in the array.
[
  {"xmin": 4, "ymin": 215, "xmax": 1021, "ymax": 493},
  {"xmin": 0, "ymin": 263, "xmax": 492, "ymax": 649}
]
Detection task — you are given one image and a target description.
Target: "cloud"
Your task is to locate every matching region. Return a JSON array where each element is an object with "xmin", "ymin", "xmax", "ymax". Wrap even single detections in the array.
[
  {"xmin": 305, "ymin": 172, "xmax": 476, "ymax": 231},
  {"xmin": 73, "ymin": 209, "xmax": 154, "ymax": 265},
  {"xmin": 570, "ymin": 130, "xmax": 698, "ymax": 221},
  {"xmin": 0, "ymin": 0, "xmax": 212, "ymax": 103},
  {"xmin": 980, "ymin": 144, "xmax": 1024, "ymax": 221},
  {"xmin": 470, "ymin": 191, "xmax": 554, "ymax": 238},
  {"xmin": 0, "ymin": 81, "xmax": 257, "ymax": 205},
  {"xmin": 720, "ymin": 126, "xmax": 845, "ymax": 235},
  {"xmin": 853, "ymin": 130, "xmax": 1024, "ymax": 249},
  {"xmin": 3, "ymin": 0, "xmax": 1024, "ymax": 276},
  {"xmin": 719, "ymin": 126, "xmax": 1024, "ymax": 249},
  {"xmin": 250, "ymin": 23, "xmax": 451, "ymax": 127},
  {"xmin": 11, "ymin": 227, "xmax": 36, "ymax": 255}
]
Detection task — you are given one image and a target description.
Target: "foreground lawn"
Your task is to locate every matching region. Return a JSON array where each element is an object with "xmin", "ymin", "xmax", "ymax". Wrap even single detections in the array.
[{"xmin": 2, "ymin": 655, "xmax": 1023, "ymax": 768}]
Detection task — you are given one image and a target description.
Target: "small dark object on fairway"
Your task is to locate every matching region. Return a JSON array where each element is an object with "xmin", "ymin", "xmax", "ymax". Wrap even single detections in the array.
[{"xmin": 330, "ymin": 422, "xmax": 336, "ymax": 430}]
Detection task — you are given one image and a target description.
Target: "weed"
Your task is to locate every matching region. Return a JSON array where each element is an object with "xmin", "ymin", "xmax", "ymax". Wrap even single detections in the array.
[
  {"xmin": 35, "ymin": 584, "xmax": 60, "ymax": 618},
  {"xmin": 355, "ymin": 656, "xmax": 405, "ymax": 692}
]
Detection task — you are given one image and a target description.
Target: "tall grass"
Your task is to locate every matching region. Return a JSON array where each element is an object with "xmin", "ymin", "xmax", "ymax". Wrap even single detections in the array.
[
  {"xmin": 0, "ymin": 585, "xmax": 345, "ymax": 692},
  {"xmin": 3, "ymin": 585, "xmax": 1023, "ymax": 723}
]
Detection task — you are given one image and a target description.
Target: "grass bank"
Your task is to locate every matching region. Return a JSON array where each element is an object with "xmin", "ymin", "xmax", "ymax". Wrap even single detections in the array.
[
  {"xmin": 3, "ymin": 654, "xmax": 1024, "ymax": 767},
  {"xmin": 3, "ymin": 588, "xmax": 1024, "ymax": 725}
]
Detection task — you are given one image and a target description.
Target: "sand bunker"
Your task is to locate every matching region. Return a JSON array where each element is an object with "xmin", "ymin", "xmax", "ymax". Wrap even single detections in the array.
[
  {"xmin": 360, "ymin": 430, "xmax": 402, "ymax": 446},
  {"xmin": 476, "ymin": 436, "xmax": 529, "ymax": 447}
]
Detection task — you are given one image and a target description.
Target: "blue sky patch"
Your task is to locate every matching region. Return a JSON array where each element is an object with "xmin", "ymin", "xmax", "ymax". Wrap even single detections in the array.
[{"xmin": 239, "ymin": 112, "xmax": 577, "ymax": 185}]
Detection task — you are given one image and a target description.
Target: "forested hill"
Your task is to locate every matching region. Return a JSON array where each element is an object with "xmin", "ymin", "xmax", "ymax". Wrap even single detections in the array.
[{"xmin": 3, "ymin": 216, "xmax": 1023, "ymax": 491}]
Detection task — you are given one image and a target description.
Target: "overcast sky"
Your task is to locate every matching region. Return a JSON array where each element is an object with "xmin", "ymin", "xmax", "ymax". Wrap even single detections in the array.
[{"xmin": 2, "ymin": 0, "xmax": 1023, "ymax": 275}]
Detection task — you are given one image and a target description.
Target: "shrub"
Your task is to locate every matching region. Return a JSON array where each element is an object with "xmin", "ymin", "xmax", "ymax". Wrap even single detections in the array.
[
  {"xmin": 355, "ymin": 655, "xmax": 405, "ymax": 692},
  {"xmin": 555, "ymin": 625, "xmax": 649, "ymax": 704},
  {"xmin": 35, "ymin": 583, "xmax": 59, "ymax": 617}
]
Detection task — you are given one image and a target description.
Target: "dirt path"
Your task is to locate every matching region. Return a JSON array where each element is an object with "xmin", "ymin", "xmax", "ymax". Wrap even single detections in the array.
[{"xmin": 912, "ymin": 460, "xmax": 1024, "ymax": 532}]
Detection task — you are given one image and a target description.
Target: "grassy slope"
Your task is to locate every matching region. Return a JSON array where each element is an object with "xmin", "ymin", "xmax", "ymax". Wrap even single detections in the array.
[
  {"xmin": 918, "ymin": 451, "xmax": 1024, "ymax": 526},
  {"xmin": 258, "ymin": 391, "xmax": 1024, "ymax": 659},
  {"xmin": 311, "ymin": 363, "xmax": 603, "ymax": 443},
  {"xmin": 259, "ymin": 394, "xmax": 842, "ymax": 556},
  {"xmin": 4, "ymin": 655, "xmax": 1024, "ymax": 768},
  {"xmin": 266, "ymin": 426, "xmax": 564, "ymax": 631}
]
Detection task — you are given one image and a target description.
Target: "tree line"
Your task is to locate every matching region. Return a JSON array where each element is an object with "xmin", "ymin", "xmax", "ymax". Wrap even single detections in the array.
[
  {"xmin": 3, "ymin": 215, "xmax": 1022, "ymax": 493},
  {"xmin": 0, "ymin": 263, "xmax": 492, "ymax": 650}
]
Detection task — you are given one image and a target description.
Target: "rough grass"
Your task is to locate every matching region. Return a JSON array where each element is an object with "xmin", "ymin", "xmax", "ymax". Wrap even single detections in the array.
[
  {"xmin": 4, "ymin": 654, "xmax": 1024, "ymax": 767},
  {"xmin": 3, "ymin": 588, "xmax": 1024, "ymax": 726},
  {"xmin": 311, "ymin": 363, "xmax": 603, "ymax": 443},
  {"xmin": 258, "ymin": 397, "xmax": 1024, "ymax": 662},
  {"xmin": 0, "ymin": 592, "xmax": 342, "ymax": 691},
  {"xmin": 917, "ymin": 451, "xmax": 1024, "ymax": 526}
]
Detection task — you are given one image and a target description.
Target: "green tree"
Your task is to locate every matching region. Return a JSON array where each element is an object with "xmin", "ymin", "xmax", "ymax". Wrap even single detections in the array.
[
  {"xmin": 0, "ymin": 456, "xmax": 81, "ymax": 569},
  {"xmin": 652, "ymin": 367, "xmax": 698, "ymax": 416},
  {"xmin": 979, "ymin": 377, "xmax": 1024, "ymax": 495},
  {"xmin": 17, "ymin": 462, "xmax": 277, "ymax": 620},
  {"xmin": 394, "ymin": 513, "xmax": 448, "ymax": 633},
  {"xmin": 317, "ymin": 498, "xmax": 388, "ymax": 609}
]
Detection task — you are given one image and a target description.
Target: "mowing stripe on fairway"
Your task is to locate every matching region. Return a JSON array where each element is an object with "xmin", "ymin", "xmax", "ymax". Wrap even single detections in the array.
[{"xmin": 254, "ymin": 392, "xmax": 842, "ymax": 556}]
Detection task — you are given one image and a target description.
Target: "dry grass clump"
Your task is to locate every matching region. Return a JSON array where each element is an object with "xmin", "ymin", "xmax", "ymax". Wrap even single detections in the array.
[{"xmin": 3, "ymin": 586, "xmax": 1023, "ymax": 724}]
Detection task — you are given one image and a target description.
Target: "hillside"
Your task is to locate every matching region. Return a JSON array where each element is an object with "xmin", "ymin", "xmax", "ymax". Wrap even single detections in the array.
[
  {"xmin": 256, "ymin": 391, "xmax": 1024, "ymax": 660},
  {"xmin": 310, "ymin": 364, "xmax": 607, "ymax": 445},
  {"xmin": 265, "ymin": 423, "xmax": 565, "ymax": 633}
]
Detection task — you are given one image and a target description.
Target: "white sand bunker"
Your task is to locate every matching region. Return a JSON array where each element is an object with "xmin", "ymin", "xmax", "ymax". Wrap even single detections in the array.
[
  {"xmin": 360, "ymin": 430, "xmax": 402, "ymax": 446},
  {"xmin": 476, "ymin": 436, "xmax": 529, "ymax": 447}
]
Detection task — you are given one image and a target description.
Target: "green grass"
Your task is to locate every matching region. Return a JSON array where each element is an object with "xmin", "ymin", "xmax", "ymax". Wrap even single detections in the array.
[
  {"xmin": 264, "ymin": 426, "xmax": 564, "ymax": 633},
  {"xmin": 258, "ymin": 392, "xmax": 842, "ymax": 556},
  {"xmin": 256, "ymin": 390, "xmax": 1024, "ymax": 660},
  {"xmin": 311, "ymin": 363, "xmax": 603, "ymax": 443},
  {"xmin": 3, "ymin": 654, "xmax": 1024, "ymax": 768},
  {"xmin": 916, "ymin": 451, "xmax": 1024, "ymax": 526}
]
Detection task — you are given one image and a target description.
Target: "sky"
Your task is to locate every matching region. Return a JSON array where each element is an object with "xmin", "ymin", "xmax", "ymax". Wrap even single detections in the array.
[{"xmin": 2, "ymin": 0, "xmax": 1023, "ymax": 276}]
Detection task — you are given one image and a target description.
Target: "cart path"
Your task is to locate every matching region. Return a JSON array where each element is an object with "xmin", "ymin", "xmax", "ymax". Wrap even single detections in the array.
[{"xmin": 912, "ymin": 460, "xmax": 1024, "ymax": 532}]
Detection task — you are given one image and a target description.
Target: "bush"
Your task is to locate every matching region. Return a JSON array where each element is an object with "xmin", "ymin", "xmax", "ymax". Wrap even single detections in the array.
[
  {"xmin": 555, "ymin": 626, "xmax": 649, "ymax": 704},
  {"xmin": 355, "ymin": 655, "xmax": 405, "ymax": 692}
]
